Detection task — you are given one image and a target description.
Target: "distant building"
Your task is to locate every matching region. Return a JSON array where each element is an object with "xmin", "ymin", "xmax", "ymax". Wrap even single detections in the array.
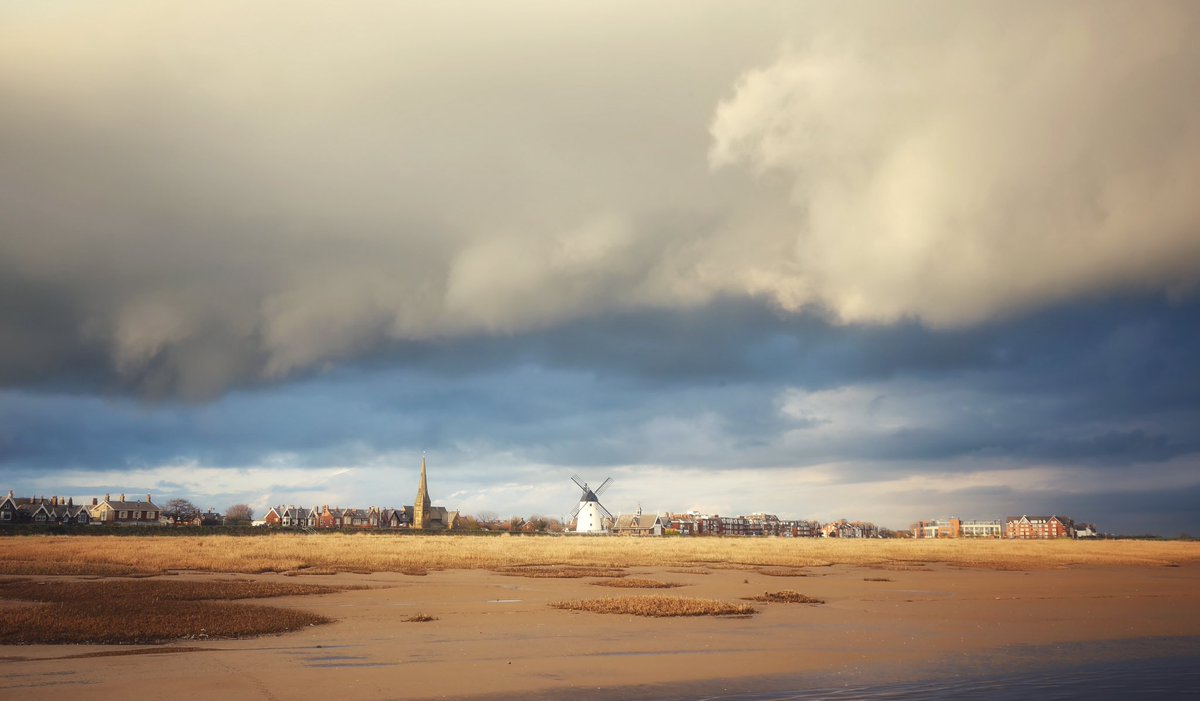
[
  {"xmin": 913, "ymin": 518, "xmax": 1002, "ymax": 539},
  {"xmin": 193, "ymin": 510, "xmax": 223, "ymax": 527},
  {"xmin": 612, "ymin": 511, "xmax": 664, "ymax": 536},
  {"xmin": 0, "ymin": 492, "xmax": 90, "ymax": 525},
  {"xmin": 664, "ymin": 511, "xmax": 821, "ymax": 537},
  {"xmin": 1073, "ymin": 523, "xmax": 1099, "ymax": 538},
  {"xmin": 1006, "ymin": 515, "xmax": 1074, "ymax": 539},
  {"xmin": 88, "ymin": 493, "xmax": 162, "ymax": 525},
  {"xmin": 412, "ymin": 455, "xmax": 456, "ymax": 530},
  {"xmin": 821, "ymin": 519, "xmax": 879, "ymax": 538},
  {"xmin": 270, "ymin": 456, "xmax": 455, "ymax": 531},
  {"xmin": 961, "ymin": 520, "xmax": 1003, "ymax": 538}
]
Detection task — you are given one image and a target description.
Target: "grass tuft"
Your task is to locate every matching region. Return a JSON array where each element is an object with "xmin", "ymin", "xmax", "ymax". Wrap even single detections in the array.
[
  {"xmin": 403, "ymin": 613, "xmax": 437, "ymax": 622},
  {"xmin": 590, "ymin": 578, "xmax": 683, "ymax": 589},
  {"xmin": 550, "ymin": 595, "xmax": 756, "ymax": 617},
  {"xmin": 496, "ymin": 565, "xmax": 626, "ymax": 578},
  {"xmin": 757, "ymin": 567, "xmax": 810, "ymax": 577},
  {"xmin": 744, "ymin": 590, "xmax": 824, "ymax": 604}
]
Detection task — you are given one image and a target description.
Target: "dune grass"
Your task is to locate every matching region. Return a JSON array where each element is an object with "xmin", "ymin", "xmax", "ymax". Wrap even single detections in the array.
[
  {"xmin": 0, "ymin": 578, "xmax": 335, "ymax": 644},
  {"xmin": 1, "ymin": 535, "xmax": 1195, "ymax": 578},
  {"xmin": 550, "ymin": 595, "xmax": 757, "ymax": 617}
]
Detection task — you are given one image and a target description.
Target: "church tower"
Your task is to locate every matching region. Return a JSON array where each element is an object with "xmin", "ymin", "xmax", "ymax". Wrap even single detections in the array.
[{"xmin": 413, "ymin": 454, "xmax": 432, "ymax": 529}]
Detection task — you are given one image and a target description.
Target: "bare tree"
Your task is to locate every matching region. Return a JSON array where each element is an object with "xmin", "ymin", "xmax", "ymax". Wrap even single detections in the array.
[
  {"xmin": 225, "ymin": 503, "xmax": 254, "ymax": 524},
  {"xmin": 476, "ymin": 510, "xmax": 498, "ymax": 526},
  {"xmin": 164, "ymin": 498, "xmax": 200, "ymax": 524}
]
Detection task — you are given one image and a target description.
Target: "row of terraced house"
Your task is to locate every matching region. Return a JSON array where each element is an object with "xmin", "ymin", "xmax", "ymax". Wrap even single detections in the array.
[
  {"xmin": 663, "ymin": 512, "xmax": 880, "ymax": 538},
  {"xmin": 912, "ymin": 515, "xmax": 1099, "ymax": 539},
  {"xmin": 262, "ymin": 456, "xmax": 457, "ymax": 531},
  {"xmin": 1, "ymin": 491, "xmax": 162, "ymax": 525}
]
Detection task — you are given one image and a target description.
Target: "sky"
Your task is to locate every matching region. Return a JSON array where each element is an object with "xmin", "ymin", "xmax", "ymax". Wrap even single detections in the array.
[{"xmin": 2, "ymin": 1, "xmax": 1199, "ymax": 534}]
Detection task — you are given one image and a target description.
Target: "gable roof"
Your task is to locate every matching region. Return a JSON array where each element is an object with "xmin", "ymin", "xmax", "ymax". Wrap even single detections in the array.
[{"xmin": 614, "ymin": 514, "xmax": 662, "ymax": 530}]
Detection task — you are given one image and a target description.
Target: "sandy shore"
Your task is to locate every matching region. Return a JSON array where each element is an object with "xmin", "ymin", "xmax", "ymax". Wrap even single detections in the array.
[{"xmin": 3, "ymin": 562, "xmax": 1198, "ymax": 699}]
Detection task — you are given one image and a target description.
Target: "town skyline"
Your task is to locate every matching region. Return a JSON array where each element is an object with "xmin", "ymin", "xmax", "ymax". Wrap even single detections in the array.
[{"xmin": 2, "ymin": 2, "xmax": 1198, "ymax": 536}]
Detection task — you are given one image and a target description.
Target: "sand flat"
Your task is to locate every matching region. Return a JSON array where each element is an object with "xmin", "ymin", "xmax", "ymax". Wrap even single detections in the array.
[{"xmin": 2, "ymin": 563, "xmax": 1198, "ymax": 699}]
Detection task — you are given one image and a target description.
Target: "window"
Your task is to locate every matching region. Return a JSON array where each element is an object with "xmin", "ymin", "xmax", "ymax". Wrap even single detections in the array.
[
  {"xmin": 119, "ymin": 510, "xmax": 127, "ymax": 519},
  {"xmin": 1, "ymin": 511, "xmax": 10, "ymax": 521}
]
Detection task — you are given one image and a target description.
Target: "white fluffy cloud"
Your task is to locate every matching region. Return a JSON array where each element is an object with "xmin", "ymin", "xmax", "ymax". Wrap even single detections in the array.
[{"xmin": 710, "ymin": 3, "xmax": 1200, "ymax": 325}]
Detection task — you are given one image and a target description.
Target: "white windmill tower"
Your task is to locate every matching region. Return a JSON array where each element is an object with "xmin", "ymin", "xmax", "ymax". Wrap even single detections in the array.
[{"xmin": 569, "ymin": 475, "xmax": 614, "ymax": 533}]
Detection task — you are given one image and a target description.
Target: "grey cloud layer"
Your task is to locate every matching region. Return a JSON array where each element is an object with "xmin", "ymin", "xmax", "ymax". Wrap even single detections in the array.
[{"xmin": 2, "ymin": 2, "xmax": 1199, "ymax": 399}]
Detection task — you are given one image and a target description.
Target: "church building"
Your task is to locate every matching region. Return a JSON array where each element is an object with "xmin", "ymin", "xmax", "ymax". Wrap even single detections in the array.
[{"xmin": 411, "ymin": 455, "xmax": 457, "ymax": 530}]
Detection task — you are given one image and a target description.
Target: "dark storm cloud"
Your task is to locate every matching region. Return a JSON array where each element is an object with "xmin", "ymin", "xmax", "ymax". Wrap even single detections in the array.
[{"xmin": 4, "ymin": 294, "xmax": 1197, "ymax": 475}]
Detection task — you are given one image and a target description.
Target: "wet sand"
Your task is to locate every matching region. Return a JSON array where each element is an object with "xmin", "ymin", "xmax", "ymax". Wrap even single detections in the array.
[{"xmin": 3, "ymin": 562, "xmax": 1198, "ymax": 699}]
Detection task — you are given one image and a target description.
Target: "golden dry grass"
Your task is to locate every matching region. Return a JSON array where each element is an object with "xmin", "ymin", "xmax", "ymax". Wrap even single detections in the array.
[
  {"xmin": 550, "ymin": 595, "xmax": 757, "ymax": 617},
  {"xmin": 0, "ymin": 578, "xmax": 335, "ymax": 644},
  {"xmin": 1, "ymin": 535, "xmax": 1196, "ymax": 577},
  {"xmin": 590, "ymin": 578, "xmax": 683, "ymax": 589},
  {"xmin": 744, "ymin": 590, "xmax": 824, "ymax": 604},
  {"xmin": 665, "ymin": 567, "xmax": 711, "ymax": 575}
]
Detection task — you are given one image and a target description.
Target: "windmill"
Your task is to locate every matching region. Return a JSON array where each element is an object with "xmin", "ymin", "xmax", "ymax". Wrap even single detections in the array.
[{"xmin": 569, "ymin": 475, "xmax": 613, "ymax": 533}]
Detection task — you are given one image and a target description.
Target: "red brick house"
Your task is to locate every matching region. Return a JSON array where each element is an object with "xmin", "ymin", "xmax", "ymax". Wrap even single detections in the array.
[{"xmin": 1006, "ymin": 515, "xmax": 1073, "ymax": 539}]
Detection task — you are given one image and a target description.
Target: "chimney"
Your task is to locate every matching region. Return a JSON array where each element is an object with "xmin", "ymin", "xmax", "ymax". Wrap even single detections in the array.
[
  {"xmin": 92, "ymin": 497, "xmax": 98, "ymax": 506},
  {"xmin": 104, "ymin": 493, "xmax": 110, "ymax": 502},
  {"xmin": 147, "ymin": 494, "xmax": 152, "ymax": 504},
  {"xmin": 7, "ymin": 490, "xmax": 12, "ymax": 498},
  {"xmin": 52, "ymin": 496, "xmax": 57, "ymax": 506},
  {"xmin": 68, "ymin": 497, "xmax": 74, "ymax": 507},
  {"xmin": 120, "ymin": 494, "xmax": 125, "ymax": 502}
]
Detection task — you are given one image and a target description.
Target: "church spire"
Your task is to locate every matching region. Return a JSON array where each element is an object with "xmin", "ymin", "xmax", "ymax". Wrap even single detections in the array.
[{"xmin": 414, "ymin": 452, "xmax": 431, "ymax": 529}]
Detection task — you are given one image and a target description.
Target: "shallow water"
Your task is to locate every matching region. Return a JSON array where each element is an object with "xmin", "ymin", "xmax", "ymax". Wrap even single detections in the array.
[
  {"xmin": 679, "ymin": 654, "xmax": 1199, "ymax": 700},
  {"xmin": 566, "ymin": 637, "xmax": 1200, "ymax": 701}
]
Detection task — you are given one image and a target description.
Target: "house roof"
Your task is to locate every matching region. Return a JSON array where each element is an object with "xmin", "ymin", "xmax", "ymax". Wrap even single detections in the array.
[
  {"xmin": 99, "ymin": 498, "xmax": 160, "ymax": 511},
  {"xmin": 614, "ymin": 514, "xmax": 662, "ymax": 530}
]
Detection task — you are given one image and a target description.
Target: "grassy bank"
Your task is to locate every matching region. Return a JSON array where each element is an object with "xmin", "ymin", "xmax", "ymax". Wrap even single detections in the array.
[{"xmin": 2, "ymin": 534, "xmax": 1197, "ymax": 576}]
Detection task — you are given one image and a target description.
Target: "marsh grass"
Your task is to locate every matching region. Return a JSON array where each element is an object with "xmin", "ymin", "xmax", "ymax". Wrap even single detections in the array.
[
  {"xmin": 550, "ymin": 596, "xmax": 757, "ymax": 617},
  {"xmin": 0, "ymin": 579, "xmax": 335, "ymax": 644},
  {"xmin": 863, "ymin": 577, "xmax": 893, "ymax": 582},
  {"xmin": 403, "ymin": 613, "xmax": 437, "ymax": 622},
  {"xmin": 496, "ymin": 565, "xmax": 627, "ymax": 578},
  {"xmin": 744, "ymin": 590, "xmax": 824, "ymax": 604},
  {"xmin": 2, "ymin": 535, "xmax": 1196, "ymax": 577},
  {"xmin": 756, "ymin": 567, "xmax": 811, "ymax": 577},
  {"xmin": 590, "ymin": 578, "xmax": 683, "ymax": 589}
]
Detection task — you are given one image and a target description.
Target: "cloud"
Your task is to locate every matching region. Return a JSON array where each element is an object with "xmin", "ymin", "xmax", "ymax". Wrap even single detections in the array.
[
  {"xmin": 2, "ymin": 3, "xmax": 1197, "ymax": 399},
  {"xmin": 710, "ymin": 2, "xmax": 1200, "ymax": 326}
]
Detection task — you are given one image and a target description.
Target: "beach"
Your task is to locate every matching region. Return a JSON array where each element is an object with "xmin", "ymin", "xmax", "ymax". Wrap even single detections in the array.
[{"xmin": 3, "ymin": 542, "xmax": 1199, "ymax": 700}]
